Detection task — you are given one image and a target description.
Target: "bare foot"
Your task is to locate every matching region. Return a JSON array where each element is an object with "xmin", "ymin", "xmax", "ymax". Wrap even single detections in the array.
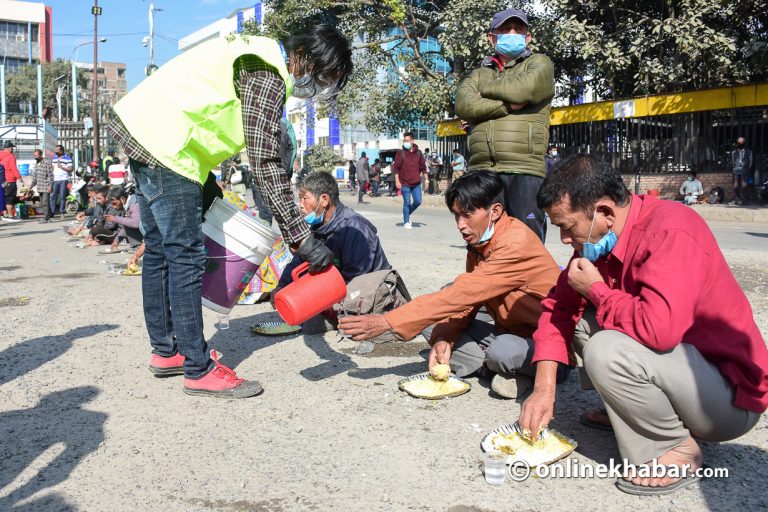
[{"xmin": 625, "ymin": 436, "xmax": 703, "ymax": 488}]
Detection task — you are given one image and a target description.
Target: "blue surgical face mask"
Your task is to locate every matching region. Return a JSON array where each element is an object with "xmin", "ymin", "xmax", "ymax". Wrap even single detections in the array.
[
  {"xmin": 580, "ymin": 211, "xmax": 617, "ymax": 262},
  {"xmin": 551, "ymin": 151, "xmax": 558, "ymax": 158},
  {"xmin": 292, "ymin": 74, "xmax": 315, "ymax": 99},
  {"xmin": 403, "ymin": 142, "xmax": 413, "ymax": 150},
  {"xmin": 303, "ymin": 204, "xmax": 325, "ymax": 226},
  {"xmin": 687, "ymin": 176, "xmax": 694, "ymax": 181},
  {"xmin": 475, "ymin": 214, "xmax": 495, "ymax": 245},
  {"xmin": 495, "ymin": 33, "xmax": 527, "ymax": 58}
]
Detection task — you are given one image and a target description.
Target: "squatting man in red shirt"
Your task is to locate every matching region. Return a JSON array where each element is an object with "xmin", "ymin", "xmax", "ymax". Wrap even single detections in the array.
[{"xmin": 518, "ymin": 154, "xmax": 768, "ymax": 495}]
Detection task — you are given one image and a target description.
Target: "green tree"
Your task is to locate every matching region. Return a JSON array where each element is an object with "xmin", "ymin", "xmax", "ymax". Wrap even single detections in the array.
[
  {"xmin": 542, "ymin": 0, "xmax": 768, "ymax": 98},
  {"xmin": 4, "ymin": 59, "xmax": 88, "ymax": 121},
  {"xmin": 250, "ymin": 0, "xmax": 767, "ymax": 134},
  {"xmin": 257, "ymin": 0, "xmax": 523, "ymax": 134},
  {"xmin": 304, "ymin": 144, "xmax": 343, "ymax": 172}
]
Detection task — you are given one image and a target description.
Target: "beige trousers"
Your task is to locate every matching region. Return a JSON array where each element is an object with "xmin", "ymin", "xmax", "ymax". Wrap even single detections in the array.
[{"xmin": 573, "ymin": 309, "xmax": 761, "ymax": 464}]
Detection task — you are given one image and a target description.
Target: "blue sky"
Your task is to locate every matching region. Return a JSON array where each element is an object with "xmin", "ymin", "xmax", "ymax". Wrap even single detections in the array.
[{"xmin": 48, "ymin": 0, "xmax": 251, "ymax": 90}]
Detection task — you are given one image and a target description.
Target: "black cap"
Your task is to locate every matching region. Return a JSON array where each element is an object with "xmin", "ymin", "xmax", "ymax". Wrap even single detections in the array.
[
  {"xmin": 489, "ymin": 8, "xmax": 529, "ymax": 32},
  {"xmin": 3, "ymin": 141, "xmax": 16, "ymax": 149}
]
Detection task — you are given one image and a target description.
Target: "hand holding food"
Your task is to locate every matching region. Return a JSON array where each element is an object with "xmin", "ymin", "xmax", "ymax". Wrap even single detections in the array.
[{"xmin": 430, "ymin": 363, "xmax": 451, "ymax": 381}]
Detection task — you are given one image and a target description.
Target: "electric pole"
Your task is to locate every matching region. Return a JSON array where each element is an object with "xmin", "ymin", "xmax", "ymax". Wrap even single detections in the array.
[
  {"xmin": 146, "ymin": 2, "xmax": 162, "ymax": 75},
  {"xmin": 91, "ymin": 0, "xmax": 102, "ymax": 163}
]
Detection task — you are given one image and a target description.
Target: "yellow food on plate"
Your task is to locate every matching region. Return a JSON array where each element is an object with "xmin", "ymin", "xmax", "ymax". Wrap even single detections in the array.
[
  {"xmin": 400, "ymin": 376, "xmax": 468, "ymax": 398},
  {"xmin": 490, "ymin": 430, "xmax": 576, "ymax": 467},
  {"xmin": 430, "ymin": 363, "xmax": 451, "ymax": 381},
  {"xmin": 123, "ymin": 263, "xmax": 141, "ymax": 276}
]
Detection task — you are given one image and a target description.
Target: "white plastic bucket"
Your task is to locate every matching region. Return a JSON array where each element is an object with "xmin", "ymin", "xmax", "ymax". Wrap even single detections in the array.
[{"xmin": 201, "ymin": 197, "xmax": 278, "ymax": 315}]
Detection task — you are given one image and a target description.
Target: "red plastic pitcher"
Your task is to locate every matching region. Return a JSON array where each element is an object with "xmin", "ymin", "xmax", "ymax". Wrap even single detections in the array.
[{"xmin": 274, "ymin": 262, "xmax": 347, "ymax": 326}]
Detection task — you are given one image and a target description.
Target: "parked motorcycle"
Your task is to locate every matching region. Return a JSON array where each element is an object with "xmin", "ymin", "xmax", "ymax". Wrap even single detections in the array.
[{"xmin": 65, "ymin": 167, "xmax": 97, "ymax": 213}]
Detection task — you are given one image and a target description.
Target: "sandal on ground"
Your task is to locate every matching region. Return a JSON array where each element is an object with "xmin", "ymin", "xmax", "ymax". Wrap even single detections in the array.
[
  {"xmin": 615, "ymin": 472, "xmax": 702, "ymax": 496},
  {"xmin": 579, "ymin": 408, "xmax": 614, "ymax": 431}
]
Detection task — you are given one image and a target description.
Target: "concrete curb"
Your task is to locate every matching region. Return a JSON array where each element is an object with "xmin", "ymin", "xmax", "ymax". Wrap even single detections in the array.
[
  {"xmin": 689, "ymin": 204, "xmax": 768, "ymax": 223},
  {"xmin": 348, "ymin": 190, "xmax": 768, "ymax": 223}
]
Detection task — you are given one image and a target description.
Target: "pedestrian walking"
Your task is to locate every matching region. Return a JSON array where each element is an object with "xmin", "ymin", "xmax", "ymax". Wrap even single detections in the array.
[
  {"xmin": 356, "ymin": 152, "xmax": 369, "ymax": 204},
  {"xmin": 30, "ymin": 149, "xmax": 53, "ymax": 222},
  {"xmin": 369, "ymin": 158, "xmax": 382, "ymax": 196},
  {"xmin": 730, "ymin": 137, "xmax": 753, "ymax": 205},
  {"xmin": 450, "ymin": 148, "xmax": 465, "ymax": 183},
  {"xmin": 0, "ymin": 141, "xmax": 21, "ymax": 220},
  {"xmin": 425, "ymin": 149, "xmax": 443, "ymax": 195},
  {"xmin": 50, "ymin": 145, "xmax": 73, "ymax": 218},
  {"xmin": 392, "ymin": 132, "xmax": 428, "ymax": 229},
  {"xmin": 544, "ymin": 145, "xmax": 560, "ymax": 176},
  {"xmin": 348, "ymin": 160, "xmax": 357, "ymax": 191}
]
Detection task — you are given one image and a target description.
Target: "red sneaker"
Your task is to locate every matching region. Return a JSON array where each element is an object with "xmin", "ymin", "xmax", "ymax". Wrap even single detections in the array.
[
  {"xmin": 183, "ymin": 352, "xmax": 263, "ymax": 399},
  {"xmin": 149, "ymin": 352, "xmax": 185, "ymax": 377}
]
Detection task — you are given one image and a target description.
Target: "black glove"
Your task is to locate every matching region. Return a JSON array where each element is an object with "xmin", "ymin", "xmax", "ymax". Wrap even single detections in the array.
[
  {"xmin": 202, "ymin": 171, "xmax": 223, "ymax": 219},
  {"xmin": 296, "ymin": 233, "xmax": 334, "ymax": 273}
]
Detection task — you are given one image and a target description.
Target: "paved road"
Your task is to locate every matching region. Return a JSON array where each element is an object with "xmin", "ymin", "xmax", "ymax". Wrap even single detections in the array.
[
  {"xmin": 0, "ymin": 192, "xmax": 766, "ymax": 511},
  {"xmin": 346, "ymin": 192, "xmax": 768, "ymax": 266}
]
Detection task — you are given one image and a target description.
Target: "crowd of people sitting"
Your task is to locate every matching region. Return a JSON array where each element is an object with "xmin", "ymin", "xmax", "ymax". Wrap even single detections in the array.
[{"xmin": 53, "ymin": 158, "xmax": 146, "ymax": 269}]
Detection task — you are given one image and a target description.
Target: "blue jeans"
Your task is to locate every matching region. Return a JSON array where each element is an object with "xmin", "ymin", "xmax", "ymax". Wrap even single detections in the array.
[
  {"xmin": 132, "ymin": 162, "xmax": 213, "ymax": 378},
  {"xmin": 401, "ymin": 184, "xmax": 422, "ymax": 223},
  {"xmin": 251, "ymin": 186, "xmax": 273, "ymax": 224},
  {"xmin": 50, "ymin": 180, "xmax": 68, "ymax": 215}
]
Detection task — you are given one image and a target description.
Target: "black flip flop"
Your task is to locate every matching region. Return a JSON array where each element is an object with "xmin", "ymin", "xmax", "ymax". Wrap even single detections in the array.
[
  {"xmin": 615, "ymin": 472, "xmax": 702, "ymax": 496},
  {"xmin": 579, "ymin": 409, "xmax": 614, "ymax": 432}
]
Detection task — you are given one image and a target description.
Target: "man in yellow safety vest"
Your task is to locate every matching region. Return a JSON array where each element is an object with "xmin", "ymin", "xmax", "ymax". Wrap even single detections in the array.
[{"xmin": 108, "ymin": 25, "xmax": 353, "ymax": 399}]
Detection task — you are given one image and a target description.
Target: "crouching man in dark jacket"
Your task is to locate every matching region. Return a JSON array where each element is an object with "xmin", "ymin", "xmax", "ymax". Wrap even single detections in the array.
[{"xmin": 272, "ymin": 171, "xmax": 392, "ymax": 333}]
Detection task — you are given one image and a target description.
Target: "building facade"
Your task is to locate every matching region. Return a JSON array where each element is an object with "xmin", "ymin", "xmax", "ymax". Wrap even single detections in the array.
[
  {"xmin": 0, "ymin": 0, "xmax": 52, "ymax": 72},
  {"xmin": 75, "ymin": 60, "xmax": 128, "ymax": 115}
]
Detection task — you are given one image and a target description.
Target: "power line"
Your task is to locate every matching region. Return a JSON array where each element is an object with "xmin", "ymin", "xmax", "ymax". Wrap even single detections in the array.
[
  {"xmin": 53, "ymin": 31, "xmax": 148, "ymax": 37},
  {"xmin": 154, "ymin": 32, "xmax": 178, "ymax": 42}
]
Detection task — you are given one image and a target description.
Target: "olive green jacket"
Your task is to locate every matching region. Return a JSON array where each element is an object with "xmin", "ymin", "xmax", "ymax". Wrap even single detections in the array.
[{"xmin": 455, "ymin": 52, "xmax": 554, "ymax": 177}]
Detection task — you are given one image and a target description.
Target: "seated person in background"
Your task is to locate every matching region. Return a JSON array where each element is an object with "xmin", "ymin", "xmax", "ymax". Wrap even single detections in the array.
[
  {"xmin": 679, "ymin": 171, "xmax": 703, "ymax": 205},
  {"xmin": 339, "ymin": 171, "xmax": 565, "ymax": 398},
  {"xmin": 519, "ymin": 154, "xmax": 767, "ymax": 494},
  {"xmin": 106, "ymin": 186, "xmax": 143, "ymax": 250},
  {"xmin": 67, "ymin": 183, "xmax": 100, "ymax": 236},
  {"xmin": 86, "ymin": 187, "xmax": 120, "ymax": 246},
  {"xmin": 271, "ymin": 171, "xmax": 392, "ymax": 333}
]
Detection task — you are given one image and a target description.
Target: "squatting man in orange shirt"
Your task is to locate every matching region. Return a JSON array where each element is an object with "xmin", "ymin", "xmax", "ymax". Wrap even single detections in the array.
[{"xmin": 339, "ymin": 171, "xmax": 568, "ymax": 398}]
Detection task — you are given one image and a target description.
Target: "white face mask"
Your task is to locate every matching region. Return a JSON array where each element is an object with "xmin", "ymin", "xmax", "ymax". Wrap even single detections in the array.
[{"xmin": 475, "ymin": 215, "xmax": 495, "ymax": 245}]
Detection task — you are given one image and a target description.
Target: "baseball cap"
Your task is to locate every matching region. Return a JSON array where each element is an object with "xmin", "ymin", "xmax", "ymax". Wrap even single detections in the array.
[
  {"xmin": 3, "ymin": 141, "xmax": 16, "ymax": 149},
  {"xmin": 489, "ymin": 8, "xmax": 529, "ymax": 32}
]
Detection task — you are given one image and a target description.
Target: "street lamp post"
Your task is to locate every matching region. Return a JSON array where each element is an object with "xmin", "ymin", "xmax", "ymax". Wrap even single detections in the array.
[
  {"xmin": 92, "ymin": 0, "xmax": 102, "ymax": 164},
  {"xmin": 70, "ymin": 37, "xmax": 106, "ymax": 122},
  {"xmin": 69, "ymin": 36, "xmax": 106, "ymax": 171}
]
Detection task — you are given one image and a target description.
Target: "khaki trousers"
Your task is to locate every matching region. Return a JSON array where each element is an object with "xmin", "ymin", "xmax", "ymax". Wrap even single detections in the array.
[{"xmin": 573, "ymin": 309, "xmax": 761, "ymax": 464}]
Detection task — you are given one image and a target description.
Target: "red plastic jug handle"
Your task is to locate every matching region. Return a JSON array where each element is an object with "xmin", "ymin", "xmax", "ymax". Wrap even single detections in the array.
[{"xmin": 291, "ymin": 261, "xmax": 310, "ymax": 282}]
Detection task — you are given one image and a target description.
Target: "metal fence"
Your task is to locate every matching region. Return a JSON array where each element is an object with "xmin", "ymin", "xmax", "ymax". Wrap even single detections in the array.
[
  {"xmin": 549, "ymin": 107, "xmax": 767, "ymax": 179},
  {"xmin": 50, "ymin": 121, "xmax": 114, "ymax": 167}
]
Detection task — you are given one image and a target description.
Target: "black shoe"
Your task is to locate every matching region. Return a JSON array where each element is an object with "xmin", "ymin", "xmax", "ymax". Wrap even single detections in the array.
[{"xmin": 39, "ymin": 218, "xmax": 50, "ymax": 224}]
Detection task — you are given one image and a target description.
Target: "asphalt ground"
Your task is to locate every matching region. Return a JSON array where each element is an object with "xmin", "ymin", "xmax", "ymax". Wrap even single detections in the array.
[{"xmin": 0, "ymin": 191, "xmax": 766, "ymax": 511}]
